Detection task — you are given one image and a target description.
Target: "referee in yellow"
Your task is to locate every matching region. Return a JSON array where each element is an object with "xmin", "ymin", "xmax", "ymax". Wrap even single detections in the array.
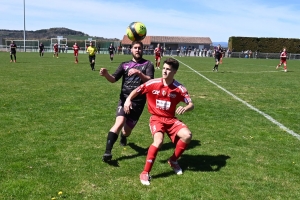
[{"xmin": 86, "ymin": 41, "xmax": 97, "ymax": 70}]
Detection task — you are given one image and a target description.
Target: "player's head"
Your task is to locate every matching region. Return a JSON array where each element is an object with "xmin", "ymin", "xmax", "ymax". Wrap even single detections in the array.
[
  {"xmin": 163, "ymin": 58, "xmax": 179, "ymax": 71},
  {"xmin": 131, "ymin": 41, "xmax": 143, "ymax": 61},
  {"xmin": 74, "ymin": 42, "xmax": 77, "ymax": 45},
  {"xmin": 131, "ymin": 40, "xmax": 143, "ymax": 49},
  {"xmin": 157, "ymin": 43, "xmax": 160, "ymax": 47},
  {"xmin": 162, "ymin": 58, "xmax": 179, "ymax": 80},
  {"xmin": 283, "ymin": 47, "xmax": 286, "ymax": 52},
  {"xmin": 11, "ymin": 40, "xmax": 14, "ymax": 43},
  {"xmin": 90, "ymin": 41, "xmax": 93, "ymax": 46}
]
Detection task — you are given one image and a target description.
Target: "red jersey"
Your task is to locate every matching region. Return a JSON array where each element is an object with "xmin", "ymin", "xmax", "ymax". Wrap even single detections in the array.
[
  {"xmin": 73, "ymin": 44, "xmax": 80, "ymax": 52},
  {"xmin": 280, "ymin": 51, "xmax": 287, "ymax": 61},
  {"xmin": 54, "ymin": 44, "xmax": 58, "ymax": 51},
  {"xmin": 136, "ymin": 78, "xmax": 192, "ymax": 118},
  {"xmin": 154, "ymin": 47, "xmax": 161, "ymax": 57}
]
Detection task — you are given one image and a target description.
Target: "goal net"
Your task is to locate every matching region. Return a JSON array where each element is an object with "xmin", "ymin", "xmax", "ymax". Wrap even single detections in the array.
[
  {"xmin": 6, "ymin": 40, "xmax": 39, "ymax": 52},
  {"xmin": 50, "ymin": 36, "xmax": 67, "ymax": 52},
  {"xmin": 289, "ymin": 54, "xmax": 300, "ymax": 60}
]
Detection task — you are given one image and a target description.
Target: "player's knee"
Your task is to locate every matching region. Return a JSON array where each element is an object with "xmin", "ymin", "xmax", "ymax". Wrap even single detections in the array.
[
  {"xmin": 122, "ymin": 128, "xmax": 132, "ymax": 137},
  {"xmin": 153, "ymin": 134, "xmax": 164, "ymax": 148},
  {"xmin": 181, "ymin": 130, "xmax": 192, "ymax": 143},
  {"xmin": 153, "ymin": 140, "xmax": 163, "ymax": 148}
]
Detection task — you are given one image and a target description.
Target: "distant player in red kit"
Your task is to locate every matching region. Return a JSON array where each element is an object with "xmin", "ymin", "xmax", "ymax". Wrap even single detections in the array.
[
  {"xmin": 73, "ymin": 42, "xmax": 80, "ymax": 63},
  {"xmin": 124, "ymin": 58, "xmax": 194, "ymax": 186},
  {"xmin": 276, "ymin": 48, "xmax": 288, "ymax": 72},
  {"xmin": 154, "ymin": 44, "xmax": 162, "ymax": 69},
  {"xmin": 53, "ymin": 43, "xmax": 59, "ymax": 58}
]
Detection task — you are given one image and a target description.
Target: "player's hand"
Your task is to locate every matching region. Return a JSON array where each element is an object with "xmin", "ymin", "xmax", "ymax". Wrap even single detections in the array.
[
  {"xmin": 123, "ymin": 99, "xmax": 132, "ymax": 114},
  {"xmin": 99, "ymin": 68, "xmax": 108, "ymax": 76},
  {"xmin": 128, "ymin": 68, "xmax": 140, "ymax": 76},
  {"xmin": 176, "ymin": 106, "xmax": 186, "ymax": 115}
]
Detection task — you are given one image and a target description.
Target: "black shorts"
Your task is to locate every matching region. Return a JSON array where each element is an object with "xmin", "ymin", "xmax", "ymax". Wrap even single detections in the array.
[
  {"xmin": 89, "ymin": 55, "xmax": 95, "ymax": 63},
  {"xmin": 115, "ymin": 99, "xmax": 145, "ymax": 129},
  {"xmin": 10, "ymin": 51, "xmax": 16, "ymax": 55}
]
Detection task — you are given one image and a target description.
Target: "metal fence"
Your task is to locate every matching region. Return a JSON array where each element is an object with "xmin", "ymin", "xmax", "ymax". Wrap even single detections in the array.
[{"xmin": 1, "ymin": 45, "xmax": 300, "ymax": 60}]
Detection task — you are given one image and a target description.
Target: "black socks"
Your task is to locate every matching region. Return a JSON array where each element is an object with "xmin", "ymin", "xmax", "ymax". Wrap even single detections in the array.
[{"xmin": 105, "ymin": 131, "xmax": 118, "ymax": 153}]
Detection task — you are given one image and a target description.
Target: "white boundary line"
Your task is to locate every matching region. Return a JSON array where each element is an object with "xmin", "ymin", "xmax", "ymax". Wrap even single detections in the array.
[{"xmin": 176, "ymin": 59, "xmax": 300, "ymax": 141}]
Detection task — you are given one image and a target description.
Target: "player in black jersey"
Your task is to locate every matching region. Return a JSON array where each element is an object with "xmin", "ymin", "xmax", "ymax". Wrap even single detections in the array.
[
  {"xmin": 108, "ymin": 43, "xmax": 115, "ymax": 62},
  {"xmin": 213, "ymin": 45, "xmax": 222, "ymax": 72},
  {"xmin": 10, "ymin": 41, "xmax": 17, "ymax": 62},
  {"xmin": 39, "ymin": 43, "xmax": 45, "ymax": 57},
  {"xmin": 100, "ymin": 41, "xmax": 155, "ymax": 162}
]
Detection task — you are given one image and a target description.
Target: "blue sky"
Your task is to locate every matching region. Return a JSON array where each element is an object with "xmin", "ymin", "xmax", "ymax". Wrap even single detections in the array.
[{"xmin": 1, "ymin": 0, "xmax": 300, "ymax": 42}]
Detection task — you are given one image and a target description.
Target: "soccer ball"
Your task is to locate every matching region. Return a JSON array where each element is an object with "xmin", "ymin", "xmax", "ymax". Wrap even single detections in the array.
[{"xmin": 126, "ymin": 22, "xmax": 147, "ymax": 41}]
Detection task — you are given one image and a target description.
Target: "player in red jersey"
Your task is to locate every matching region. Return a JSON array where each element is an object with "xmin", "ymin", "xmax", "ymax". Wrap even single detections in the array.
[
  {"xmin": 154, "ymin": 43, "xmax": 162, "ymax": 69},
  {"xmin": 72, "ymin": 42, "xmax": 80, "ymax": 63},
  {"xmin": 276, "ymin": 48, "xmax": 288, "ymax": 72},
  {"xmin": 53, "ymin": 43, "xmax": 59, "ymax": 58},
  {"xmin": 124, "ymin": 57, "xmax": 194, "ymax": 186}
]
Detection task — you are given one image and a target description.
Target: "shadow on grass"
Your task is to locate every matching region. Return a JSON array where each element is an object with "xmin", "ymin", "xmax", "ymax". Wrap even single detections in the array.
[
  {"xmin": 116, "ymin": 140, "xmax": 201, "ymax": 162},
  {"xmin": 152, "ymin": 154, "xmax": 231, "ymax": 179}
]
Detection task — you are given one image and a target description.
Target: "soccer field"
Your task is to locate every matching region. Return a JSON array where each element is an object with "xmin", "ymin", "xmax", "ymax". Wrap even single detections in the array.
[{"xmin": 0, "ymin": 52, "xmax": 299, "ymax": 199}]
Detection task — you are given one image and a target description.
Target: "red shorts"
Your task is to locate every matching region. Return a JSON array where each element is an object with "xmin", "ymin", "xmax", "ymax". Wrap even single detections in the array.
[
  {"xmin": 74, "ymin": 51, "xmax": 78, "ymax": 56},
  {"xmin": 155, "ymin": 55, "xmax": 161, "ymax": 61},
  {"xmin": 149, "ymin": 115, "xmax": 187, "ymax": 143},
  {"xmin": 54, "ymin": 48, "xmax": 58, "ymax": 53},
  {"xmin": 280, "ymin": 59, "xmax": 286, "ymax": 64}
]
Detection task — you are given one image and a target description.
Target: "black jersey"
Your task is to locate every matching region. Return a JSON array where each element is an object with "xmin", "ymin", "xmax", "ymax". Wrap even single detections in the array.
[
  {"xmin": 39, "ymin": 44, "xmax": 44, "ymax": 51},
  {"xmin": 214, "ymin": 47, "xmax": 222, "ymax": 58},
  {"xmin": 112, "ymin": 58, "xmax": 154, "ymax": 103},
  {"xmin": 108, "ymin": 46, "xmax": 115, "ymax": 54},
  {"xmin": 10, "ymin": 43, "xmax": 17, "ymax": 53}
]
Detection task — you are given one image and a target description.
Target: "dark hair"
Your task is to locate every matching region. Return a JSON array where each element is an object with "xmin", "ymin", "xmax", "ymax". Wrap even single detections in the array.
[
  {"xmin": 164, "ymin": 58, "xmax": 179, "ymax": 71},
  {"xmin": 131, "ymin": 40, "xmax": 143, "ymax": 48}
]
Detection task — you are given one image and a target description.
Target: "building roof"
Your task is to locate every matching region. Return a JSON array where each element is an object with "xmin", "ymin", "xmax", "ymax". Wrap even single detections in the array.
[
  {"xmin": 122, "ymin": 35, "xmax": 151, "ymax": 46},
  {"xmin": 121, "ymin": 35, "xmax": 212, "ymax": 46}
]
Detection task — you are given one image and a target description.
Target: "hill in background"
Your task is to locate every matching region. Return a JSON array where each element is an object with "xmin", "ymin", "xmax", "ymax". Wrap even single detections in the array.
[
  {"xmin": 0, "ymin": 27, "xmax": 227, "ymax": 47},
  {"xmin": 0, "ymin": 27, "xmax": 120, "ymax": 41}
]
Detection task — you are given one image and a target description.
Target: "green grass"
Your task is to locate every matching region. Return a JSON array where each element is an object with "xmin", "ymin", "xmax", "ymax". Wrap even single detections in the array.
[{"xmin": 0, "ymin": 52, "xmax": 300, "ymax": 200}]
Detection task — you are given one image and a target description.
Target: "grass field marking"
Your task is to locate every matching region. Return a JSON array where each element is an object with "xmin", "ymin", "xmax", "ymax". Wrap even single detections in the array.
[
  {"xmin": 179, "ymin": 70, "xmax": 278, "ymax": 73},
  {"xmin": 176, "ymin": 59, "xmax": 300, "ymax": 141}
]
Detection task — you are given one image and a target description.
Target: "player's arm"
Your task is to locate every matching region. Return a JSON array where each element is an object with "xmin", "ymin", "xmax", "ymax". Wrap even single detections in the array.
[
  {"xmin": 176, "ymin": 101, "xmax": 194, "ymax": 115},
  {"xmin": 127, "ymin": 68, "xmax": 152, "ymax": 83},
  {"xmin": 124, "ymin": 88, "xmax": 140, "ymax": 114},
  {"xmin": 99, "ymin": 68, "xmax": 116, "ymax": 83}
]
